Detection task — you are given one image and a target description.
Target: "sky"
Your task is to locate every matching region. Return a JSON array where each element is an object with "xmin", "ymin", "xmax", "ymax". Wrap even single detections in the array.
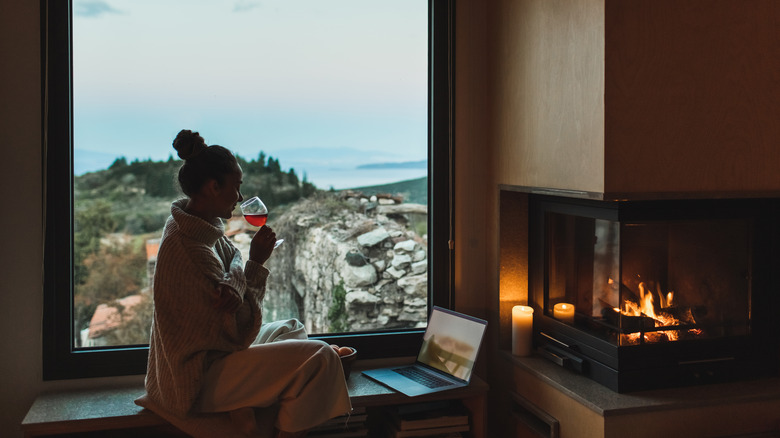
[{"xmin": 73, "ymin": 0, "xmax": 428, "ymax": 189}]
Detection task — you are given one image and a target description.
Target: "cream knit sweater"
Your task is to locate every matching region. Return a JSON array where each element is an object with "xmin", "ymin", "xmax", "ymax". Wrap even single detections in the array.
[{"xmin": 145, "ymin": 199, "xmax": 269, "ymax": 418}]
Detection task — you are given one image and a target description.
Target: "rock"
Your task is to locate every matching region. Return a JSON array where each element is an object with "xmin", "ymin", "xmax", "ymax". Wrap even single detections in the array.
[
  {"xmin": 357, "ymin": 228, "xmax": 390, "ymax": 247},
  {"xmin": 398, "ymin": 274, "xmax": 427, "ymax": 297},
  {"xmin": 391, "ymin": 253, "xmax": 412, "ymax": 269},
  {"xmin": 296, "ymin": 215, "xmax": 318, "ymax": 227},
  {"xmin": 345, "ymin": 250, "xmax": 369, "ymax": 267},
  {"xmin": 343, "ymin": 264, "xmax": 377, "ymax": 287},
  {"xmin": 399, "ymin": 298, "xmax": 428, "ymax": 321},
  {"xmin": 346, "ymin": 290, "xmax": 380, "ymax": 306},
  {"xmin": 372, "ymin": 259, "xmax": 386, "ymax": 272},
  {"xmin": 381, "ymin": 307, "xmax": 399, "ymax": 317},
  {"xmin": 411, "ymin": 260, "xmax": 427, "ymax": 275},
  {"xmin": 376, "ymin": 203, "xmax": 428, "ymax": 215},
  {"xmin": 394, "ymin": 239, "xmax": 417, "ymax": 253},
  {"xmin": 384, "ymin": 266, "xmax": 406, "ymax": 279}
]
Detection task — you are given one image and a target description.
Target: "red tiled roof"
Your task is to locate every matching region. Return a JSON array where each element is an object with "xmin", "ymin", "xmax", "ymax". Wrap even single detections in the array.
[{"xmin": 87, "ymin": 294, "xmax": 144, "ymax": 339}]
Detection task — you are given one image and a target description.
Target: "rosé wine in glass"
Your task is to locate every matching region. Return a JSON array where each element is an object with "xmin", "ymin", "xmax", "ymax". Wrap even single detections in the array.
[
  {"xmin": 244, "ymin": 213, "xmax": 268, "ymax": 227},
  {"xmin": 240, "ymin": 196, "xmax": 283, "ymax": 248}
]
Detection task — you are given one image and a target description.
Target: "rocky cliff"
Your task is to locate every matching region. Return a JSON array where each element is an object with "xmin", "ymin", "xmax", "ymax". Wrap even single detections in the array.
[{"xmin": 228, "ymin": 191, "xmax": 428, "ymax": 334}]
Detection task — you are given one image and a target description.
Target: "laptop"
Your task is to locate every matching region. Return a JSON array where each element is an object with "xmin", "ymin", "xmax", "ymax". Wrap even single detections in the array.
[{"xmin": 362, "ymin": 306, "xmax": 488, "ymax": 397}]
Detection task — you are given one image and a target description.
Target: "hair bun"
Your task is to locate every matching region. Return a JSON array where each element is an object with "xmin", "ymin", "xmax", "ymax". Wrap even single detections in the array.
[{"xmin": 173, "ymin": 129, "xmax": 207, "ymax": 161}]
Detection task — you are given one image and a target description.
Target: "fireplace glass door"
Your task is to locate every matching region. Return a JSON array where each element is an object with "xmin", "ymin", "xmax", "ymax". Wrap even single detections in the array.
[
  {"xmin": 545, "ymin": 210, "xmax": 752, "ymax": 347},
  {"xmin": 529, "ymin": 195, "xmax": 780, "ymax": 391}
]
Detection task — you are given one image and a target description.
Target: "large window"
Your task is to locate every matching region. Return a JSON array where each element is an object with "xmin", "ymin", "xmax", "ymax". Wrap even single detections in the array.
[{"xmin": 42, "ymin": 0, "xmax": 453, "ymax": 379}]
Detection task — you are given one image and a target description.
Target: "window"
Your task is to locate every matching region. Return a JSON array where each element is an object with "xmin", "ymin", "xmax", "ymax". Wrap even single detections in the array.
[{"xmin": 42, "ymin": 0, "xmax": 453, "ymax": 380}]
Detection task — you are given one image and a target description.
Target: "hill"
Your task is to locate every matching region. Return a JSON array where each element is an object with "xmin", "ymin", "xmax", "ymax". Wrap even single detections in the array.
[
  {"xmin": 74, "ymin": 155, "xmax": 427, "ymax": 236},
  {"xmin": 347, "ymin": 176, "xmax": 427, "ymax": 205}
]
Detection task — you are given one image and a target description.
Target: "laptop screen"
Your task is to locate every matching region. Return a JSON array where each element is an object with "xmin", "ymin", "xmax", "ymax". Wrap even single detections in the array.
[{"xmin": 416, "ymin": 307, "xmax": 488, "ymax": 382}]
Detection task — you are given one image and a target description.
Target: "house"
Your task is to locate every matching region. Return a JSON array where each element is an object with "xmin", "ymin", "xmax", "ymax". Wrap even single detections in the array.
[{"xmin": 2, "ymin": 1, "xmax": 779, "ymax": 437}]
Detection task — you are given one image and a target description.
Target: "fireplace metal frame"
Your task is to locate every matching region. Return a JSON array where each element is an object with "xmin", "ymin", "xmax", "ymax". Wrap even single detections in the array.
[{"xmin": 528, "ymin": 194, "xmax": 780, "ymax": 392}]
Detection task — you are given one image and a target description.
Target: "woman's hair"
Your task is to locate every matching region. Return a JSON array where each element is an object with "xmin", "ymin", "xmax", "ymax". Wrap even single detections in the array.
[{"xmin": 172, "ymin": 129, "xmax": 239, "ymax": 197}]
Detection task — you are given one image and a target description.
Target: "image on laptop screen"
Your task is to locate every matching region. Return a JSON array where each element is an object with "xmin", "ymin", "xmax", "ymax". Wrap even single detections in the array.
[{"xmin": 416, "ymin": 308, "xmax": 486, "ymax": 381}]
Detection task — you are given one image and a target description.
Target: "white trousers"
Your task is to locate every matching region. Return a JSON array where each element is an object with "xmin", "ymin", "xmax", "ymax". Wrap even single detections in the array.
[{"xmin": 196, "ymin": 319, "xmax": 352, "ymax": 433}]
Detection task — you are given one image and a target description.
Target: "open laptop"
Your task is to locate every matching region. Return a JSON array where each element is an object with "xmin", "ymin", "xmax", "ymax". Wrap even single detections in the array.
[{"xmin": 362, "ymin": 306, "xmax": 488, "ymax": 397}]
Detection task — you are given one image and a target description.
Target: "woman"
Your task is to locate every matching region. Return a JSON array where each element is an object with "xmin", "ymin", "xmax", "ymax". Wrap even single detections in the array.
[{"xmin": 136, "ymin": 130, "xmax": 351, "ymax": 438}]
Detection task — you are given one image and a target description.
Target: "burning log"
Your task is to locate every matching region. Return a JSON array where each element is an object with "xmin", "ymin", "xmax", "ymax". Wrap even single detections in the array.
[
  {"xmin": 601, "ymin": 307, "xmax": 657, "ymax": 332},
  {"xmin": 660, "ymin": 305, "xmax": 707, "ymax": 323}
]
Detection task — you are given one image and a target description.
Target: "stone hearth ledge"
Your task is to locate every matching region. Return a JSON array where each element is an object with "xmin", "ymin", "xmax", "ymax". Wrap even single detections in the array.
[{"xmin": 506, "ymin": 351, "xmax": 780, "ymax": 417}]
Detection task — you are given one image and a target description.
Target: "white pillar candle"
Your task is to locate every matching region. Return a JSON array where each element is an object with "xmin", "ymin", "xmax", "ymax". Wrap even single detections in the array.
[
  {"xmin": 553, "ymin": 302, "xmax": 575, "ymax": 324},
  {"xmin": 512, "ymin": 305, "xmax": 534, "ymax": 356}
]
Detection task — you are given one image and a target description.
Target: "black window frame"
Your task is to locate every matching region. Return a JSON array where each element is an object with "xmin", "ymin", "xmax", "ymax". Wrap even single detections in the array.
[{"xmin": 41, "ymin": 0, "xmax": 455, "ymax": 380}]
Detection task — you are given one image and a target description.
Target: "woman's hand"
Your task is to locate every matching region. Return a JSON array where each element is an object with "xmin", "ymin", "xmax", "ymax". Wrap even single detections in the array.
[{"xmin": 249, "ymin": 225, "xmax": 277, "ymax": 265}]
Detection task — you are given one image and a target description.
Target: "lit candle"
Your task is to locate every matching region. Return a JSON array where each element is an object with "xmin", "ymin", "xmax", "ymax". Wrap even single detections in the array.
[
  {"xmin": 512, "ymin": 305, "xmax": 534, "ymax": 356},
  {"xmin": 553, "ymin": 303, "xmax": 575, "ymax": 324}
]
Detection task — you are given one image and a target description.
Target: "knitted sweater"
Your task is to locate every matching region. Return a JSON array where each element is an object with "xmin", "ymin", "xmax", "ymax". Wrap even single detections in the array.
[{"xmin": 144, "ymin": 199, "xmax": 269, "ymax": 418}]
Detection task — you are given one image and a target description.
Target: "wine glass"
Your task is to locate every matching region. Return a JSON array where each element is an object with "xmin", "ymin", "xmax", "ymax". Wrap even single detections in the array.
[{"xmin": 240, "ymin": 196, "xmax": 284, "ymax": 248}]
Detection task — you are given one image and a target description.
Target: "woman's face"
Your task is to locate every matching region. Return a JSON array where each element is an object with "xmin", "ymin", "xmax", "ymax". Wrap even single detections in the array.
[{"xmin": 214, "ymin": 167, "xmax": 244, "ymax": 220}]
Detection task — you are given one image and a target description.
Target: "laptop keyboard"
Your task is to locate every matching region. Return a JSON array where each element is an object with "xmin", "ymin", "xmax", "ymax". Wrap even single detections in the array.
[{"xmin": 392, "ymin": 366, "xmax": 451, "ymax": 389}]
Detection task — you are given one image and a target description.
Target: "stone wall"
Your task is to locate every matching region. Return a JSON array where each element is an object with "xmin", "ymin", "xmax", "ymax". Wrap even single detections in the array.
[{"xmin": 228, "ymin": 192, "xmax": 428, "ymax": 334}]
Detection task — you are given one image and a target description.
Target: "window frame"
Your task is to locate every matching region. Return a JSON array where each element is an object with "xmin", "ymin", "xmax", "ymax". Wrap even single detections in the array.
[{"xmin": 41, "ymin": 0, "xmax": 455, "ymax": 380}]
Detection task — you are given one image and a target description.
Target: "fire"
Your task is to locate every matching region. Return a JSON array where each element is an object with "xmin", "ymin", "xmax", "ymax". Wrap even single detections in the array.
[{"xmin": 617, "ymin": 281, "xmax": 693, "ymax": 345}]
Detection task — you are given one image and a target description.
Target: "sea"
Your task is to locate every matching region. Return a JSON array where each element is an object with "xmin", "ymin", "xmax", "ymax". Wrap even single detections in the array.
[{"xmin": 74, "ymin": 149, "xmax": 428, "ymax": 191}]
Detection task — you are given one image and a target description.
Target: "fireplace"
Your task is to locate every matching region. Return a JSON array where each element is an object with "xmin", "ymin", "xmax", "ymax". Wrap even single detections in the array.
[{"xmin": 528, "ymin": 194, "xmax": 780, "ymax": 392}]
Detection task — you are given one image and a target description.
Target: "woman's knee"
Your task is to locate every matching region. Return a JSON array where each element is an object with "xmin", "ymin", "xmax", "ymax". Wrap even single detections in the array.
[{"xmin": 304, "ymin": 340, "xmax": 341, "ymax": 368}]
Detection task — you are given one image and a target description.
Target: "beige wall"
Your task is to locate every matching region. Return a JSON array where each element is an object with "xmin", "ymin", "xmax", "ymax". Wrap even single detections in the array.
[
  {"xmin": 0, "ymin": 1, "xmax": 45, "ymax": 434},
  {"xmin": 453, "ymin": 1, "xmax": 608, "ymax": 429},
  {"xmin": 1, "ymin": 4, "xmax": 145, "ymax": 436},
  {"xmin": 604, "ymin": 1, "xmax": 780, "ymax": 196},
  {"xmin": 490, "ymin": 0, "xmax": 606, "ymax": 195}
]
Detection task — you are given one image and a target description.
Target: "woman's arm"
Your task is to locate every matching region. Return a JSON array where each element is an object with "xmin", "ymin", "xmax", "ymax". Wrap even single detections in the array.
[{"xmin": 215, "ymin": 237, "xmax": 268, "ymax": 346}]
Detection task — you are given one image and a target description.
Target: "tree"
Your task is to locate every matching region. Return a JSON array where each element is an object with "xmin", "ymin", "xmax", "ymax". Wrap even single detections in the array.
[
  {"xmin": 302, "ymin": 173, "xmax": 317, "ymax": 198},
  {"xmin": 109, "ymin": 156, "xmax": 128, "ymax": 170},
  {"xmin": 288, "ymin": 168, "xmax": 300, "ymax": 187},
  {"xmin": 74, "ymin": 200, "xmax": 117, "ymax": 285},
  {"xmin": 145, "ymin": 161, "xmax": 177, "ymax": 198},
  {"xmin": 267, "ymin": 157, "xmax": 281, "ymax": 174},
  {"xmin": 74, "ymin": 235, "xmax": 147, "ymax": 333},
  {"xmin": 257, "ymin": 151, "xmax": 267, "ymax": 172}
]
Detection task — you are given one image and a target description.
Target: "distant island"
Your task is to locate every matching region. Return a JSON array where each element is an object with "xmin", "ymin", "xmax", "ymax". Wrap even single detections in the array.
[{"xmin": 356, "ymin": 160, "xmax": 426, "ymax": 170}]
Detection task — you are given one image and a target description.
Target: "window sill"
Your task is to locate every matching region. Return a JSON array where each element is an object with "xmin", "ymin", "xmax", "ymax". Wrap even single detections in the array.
[{"xmin": 23, "ymin": 359, "xmax": 489, "ymax": 437}]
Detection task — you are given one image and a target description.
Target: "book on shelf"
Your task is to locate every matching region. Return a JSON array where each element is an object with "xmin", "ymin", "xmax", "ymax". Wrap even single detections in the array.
[{"xmin": 387, "ymin": 400, "xmax": 470, "ymax": 431}]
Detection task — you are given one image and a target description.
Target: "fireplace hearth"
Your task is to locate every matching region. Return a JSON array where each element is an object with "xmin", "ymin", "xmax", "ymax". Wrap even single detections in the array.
[{"xmin": 528, "ymin": 195, "xmax": 780, "ymax": 392}]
